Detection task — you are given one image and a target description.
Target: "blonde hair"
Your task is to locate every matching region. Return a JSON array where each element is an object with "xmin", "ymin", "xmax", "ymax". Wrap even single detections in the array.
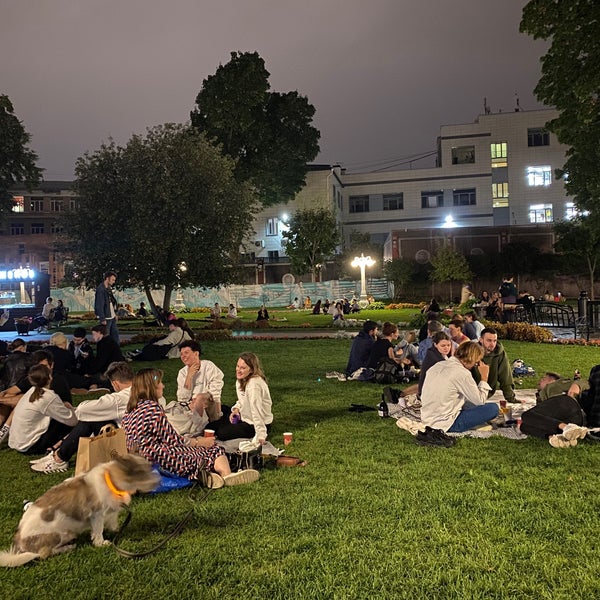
[
  {"xmin": 27, "ymin": 364, "xmax": 52, "ymax": 402},
  {"xmin": 128, "ymin": 368, "xmax": 163, "ymax": 412},
  {"xmin": 454, "ymin": 341, "xmax": 484, "ymax": 365},
  {"xmin": 49, "ymin": 332, "xmax": 68, "ymax": 349},
  {"xmin": 237, "ymin": 352, "xmax": 266, "ymax": 392}
]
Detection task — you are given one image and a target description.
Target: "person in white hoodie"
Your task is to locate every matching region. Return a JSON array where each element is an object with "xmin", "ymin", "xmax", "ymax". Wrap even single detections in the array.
[{"xmin": 30, "ymin": 362, "xmax": 133, "ymax": 474}]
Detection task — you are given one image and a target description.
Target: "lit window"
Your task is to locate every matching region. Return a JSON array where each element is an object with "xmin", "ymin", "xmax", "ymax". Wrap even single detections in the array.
[
  {"xmin": 452, "ymin": 189, "xmax": 476, "ymax": 206},
  {"xmin": 529, "ymin": 204, "xmax": 553, "ymax": 223},
  {"xmin": 526, "ymin": 166, "xmax": 552, "ymax": 187},
  {"xmin": 565, "ymin": 203, "xmax": 578, "ymax": 220},
  {"xmin": 12, "ymin": 196, "xmax": 24, "ymax": 212},
  {"xmin": 528, "ymin": 128, "xmax": 550, "ymax": 147},
  {"xmin": 490, "ymin": 142, "xmax": 507, "ymax": 167},
  {"xmin": 421, "ymin": 191, "xmax": 444, "ymax": 209},
  {"xmin": 266, "ymin": 218, "xmax": 278, "ymax": 236},
  {"xmin": 452, "ymin": 146, "xmax": 475, "ymax": 165},
  {"xmin": 349, "ymin": 195, "xmax": 370, "ymax": 213},
  {"xmin": 383, "ymin": 193, "xmax": 403, "ymax": 211},
  {"xmin": 492, "ymin": 182, "xmax": 509, "ymax": 208}
]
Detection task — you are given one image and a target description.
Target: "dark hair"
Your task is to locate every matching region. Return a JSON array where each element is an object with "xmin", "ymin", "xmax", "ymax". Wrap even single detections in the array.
[
  {"xmin": 179, "ymin": 339, "xmax": 201, "ymax": 353},
  {"xmin": 362, "ymin": 320, "xmax": 378, "ymax": 333},
  {"xmin": 106, "ymin": 361, "xmax": 134, "ymax": 383},
  {"xmin": 464, "ymin": 310, "xmax": 477, "ymax": 320},
  {"xmin": 31, "ymin": 349, "xmax": 54, "ymax": 367},
  {"xmin": 431, "ymin": 331, "xmax": 451, "ymax": 345},
  {"xmin": 104, "ymin": 271, "xmax": 117, "ymax": 280},
  {"xmin": 9, "ymin": 338, "xmax": 27, "ymax": 351},
  {"xmin": 128, "ymin": 368, "xmax": 163, "ymax": 412},
  {"xmin": 381, "ymin": 322, "xmax": 398, "ymax": 337},
  {"xmin": 480, "ymin": 327, "xmax": 498, "ymax": 337},
  {"xmin": 73, "ymin": 327, "xmax": 87, "ymax": 338},
  {"xmin": 27, "ymin": 364, "xmax": 52, "ymax": 402},
  {"xmin": 92, "ymin": 324, "xmax": 107, "ymax": 335},
  {"xmin": 449, "ymin": 318, "xmax": 465, "ymax": 330},
  {"xmin": 174, "ymin": 318, "xmax": 195, "ymax": 340}
]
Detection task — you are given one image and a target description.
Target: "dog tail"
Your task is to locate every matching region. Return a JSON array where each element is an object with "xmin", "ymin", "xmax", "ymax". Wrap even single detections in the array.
[{"xmin": 0, "ymin": 548, "xmax": 40, "ymax": 567}]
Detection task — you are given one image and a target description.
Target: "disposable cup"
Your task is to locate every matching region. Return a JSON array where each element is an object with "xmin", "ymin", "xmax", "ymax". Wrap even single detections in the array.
[
  {"xmin": 283, "ymin": 432, "xmax": 293, "ymax": 445},
  {"xmin": 204, "ymin": 429, "xmax": 215, "ymax": 438}
]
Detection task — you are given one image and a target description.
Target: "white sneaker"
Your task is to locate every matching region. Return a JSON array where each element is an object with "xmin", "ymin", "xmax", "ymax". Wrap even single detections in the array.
[
  {"xmin": 561, "ymin": 423, "xmax": 588, "ymax": 441},
  {"xmin": 223, "ymin": 469, "xmax": 260, "ymax": 486},
  {"xmin": 549, "ymin": 434, "xmax": 573, "ymax": 448},
  {"xmin": 29, "ymin": 451, "xmax": 54, "ymax": 465},
  {"xmin": 0, "ymin": 425, "xmax": 9, "ymax": 445},
  {"xmin": 31, "ymin": 456, "xmax": 69, "ymax": 474}
]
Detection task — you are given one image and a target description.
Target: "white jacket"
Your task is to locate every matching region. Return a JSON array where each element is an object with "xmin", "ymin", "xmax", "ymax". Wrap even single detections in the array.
[{"xmin": 233, "ymin": 376, "xmax": 273, "ymax": 444}]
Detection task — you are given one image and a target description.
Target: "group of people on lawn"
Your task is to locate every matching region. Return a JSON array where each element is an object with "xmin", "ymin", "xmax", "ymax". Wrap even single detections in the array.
[
  {"xmin": 0, "ymin": 335, "xmax": 273, "ymax": 488},
  {"xmin": 345, "ymin": 314, "xmax": 598, "ymax": 448}
]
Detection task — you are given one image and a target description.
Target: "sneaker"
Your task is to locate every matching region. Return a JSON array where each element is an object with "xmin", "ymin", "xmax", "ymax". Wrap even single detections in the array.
[
  {"xmin": 383, "ymin": 386, "xmax": 399, "ymax": 405},
  {"xmin": 0, "ymin": 425, "xmax": 10, "ymax": 445},
  {"xmin": 31, "ymin": 455, "xmax": 69, "ymax": 473},
  {"xmin": 29, "ymin": 451, "xmax": 54, "ymax": 465},
  {"xmin": 549, "ymin": 434, "xmax": 574, "ymax": 448},
  {"xmin": 325, "ymin": 371, "xmax": 338, "ymax": 379},
  {"xmin": 206, "ymin": 472, "xmax": 225, "ymax": 489},
  {"xmin": 561, "ymin": 423, "xmax": 588, "ymax": 441},
  {"xmin": 336, "ymin": 373, "xmax": 347, "ymax": 381},
  {"xmin": 415, "ymin": 426, "xmax": 455, "ymax": 448},
  {"xmin": 223, "ymin": 469, "xmax": 260, "ymax": 486}
]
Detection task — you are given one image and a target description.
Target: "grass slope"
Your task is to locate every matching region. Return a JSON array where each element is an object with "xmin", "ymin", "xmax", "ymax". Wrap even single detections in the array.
[{"xmin": 1, "ymin": 338, "xmax": 599, "ymax": 599}]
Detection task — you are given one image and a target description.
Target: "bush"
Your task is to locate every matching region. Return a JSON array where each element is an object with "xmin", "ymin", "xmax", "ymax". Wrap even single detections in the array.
[
  {"xmin": 485, "ymin": 320, "xmax": 553, "ymax": 342},
  {"xmin": 367, "ymin": 301, "xmax": 386, "ymax": 310}
]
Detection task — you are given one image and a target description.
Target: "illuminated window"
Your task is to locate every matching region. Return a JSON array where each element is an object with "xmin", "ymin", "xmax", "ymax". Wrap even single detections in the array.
[
  {"xmin": 528, "ymin": 128, "xmax": 549, "ymax": 147},
  {"xmin": 421, "ymin": 191, "xmax": 444, "ymax": 209},
  {"xmin": 491, "ymin": 142, "xmax": 507, "ymax": 167},
  {"xmin": 529, "ymin": 204, "xmax": 553, "ymax": 223},
  {"xmin": 526, "ymin": 166, "xmax": 552, "ymax": 187},
  {"xmin": 349, "ymin": 195, "xmax": 370, "ymax": 213},
  {"xmin": 452, "ymin": 146, "xmax": 475, "ymax": 165},
  {"xmin": 383, "ymin": 193, "xmax": 403, "ymax": 210},
  {"xmin": 565, "ymin": 202, "xmax": 578, "ymax": 220},
  {"xmin": 492, "ymin": 182, "xmax": 509, "ymax": 208},
  {"xmin": 266, "ymin": 218, "xmax": 278, "ymax": 236},
  {"xmin": 452, "ymin": 189, "xmax": 476, "ymax": 206},
  {"xmin": 12, "ymin": 196, "xmax": 24, "ymax": 212}
]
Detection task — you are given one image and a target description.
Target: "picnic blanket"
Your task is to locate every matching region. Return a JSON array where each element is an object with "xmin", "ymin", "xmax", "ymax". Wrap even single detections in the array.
[{"xmin": 391, "ymin": 390, "xmax": 537, "ymax": 440}]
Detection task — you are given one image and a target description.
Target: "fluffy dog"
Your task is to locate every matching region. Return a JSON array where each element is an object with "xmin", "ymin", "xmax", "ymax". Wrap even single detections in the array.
[{"xmin": 0, "ymin": 454, "xmax": 160, "ymax": 567}]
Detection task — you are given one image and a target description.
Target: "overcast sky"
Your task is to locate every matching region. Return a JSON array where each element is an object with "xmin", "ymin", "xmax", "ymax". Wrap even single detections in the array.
[{"xmin": 1, "ymin": 0, "xmax": 548, "ymax": 179}]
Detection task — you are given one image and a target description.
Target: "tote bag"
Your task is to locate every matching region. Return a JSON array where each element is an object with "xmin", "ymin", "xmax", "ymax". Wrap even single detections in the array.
[{"xmin": 75, "ymin": 424, "xmax": 127, "ymax": 476}]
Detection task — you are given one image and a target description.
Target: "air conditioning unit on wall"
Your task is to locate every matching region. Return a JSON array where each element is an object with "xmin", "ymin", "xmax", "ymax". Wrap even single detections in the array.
[{"xmin": 254, "ymin": 240, "xmax": 265, "ymax": 248}]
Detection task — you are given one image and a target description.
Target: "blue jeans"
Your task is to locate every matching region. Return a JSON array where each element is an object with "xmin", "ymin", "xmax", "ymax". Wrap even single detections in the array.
[
  {"xmin": 104, "ymin": 318, "xmax": 120, "ymax": 345},
  {"xmin": 448, "ymin": 402, "xmax": 499, "ymax": 433}
]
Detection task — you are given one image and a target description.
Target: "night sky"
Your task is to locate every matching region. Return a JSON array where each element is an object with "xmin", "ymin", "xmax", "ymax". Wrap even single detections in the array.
[{"xmin": 1, "ymin": 0, "xmax": 548, "ymax": 179}]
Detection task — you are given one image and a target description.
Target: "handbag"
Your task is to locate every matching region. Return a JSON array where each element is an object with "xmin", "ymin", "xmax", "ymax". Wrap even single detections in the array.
[
  {"xmin": 75, "ymin": 424, "xmax": 127, "ymax": 476},
  {"xmin": 374, "ymin": 357, "xmax": 401, "ymax": 384}
]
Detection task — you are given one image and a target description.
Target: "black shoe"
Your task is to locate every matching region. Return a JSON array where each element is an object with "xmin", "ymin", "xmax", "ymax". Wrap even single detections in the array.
[
  {"xmin": 415, "ymin": 426, "xmax": 456, "ymax": 448},
  {"xmin": 382, "ymin": 386, "xmax": 400, "ymax": 404}
]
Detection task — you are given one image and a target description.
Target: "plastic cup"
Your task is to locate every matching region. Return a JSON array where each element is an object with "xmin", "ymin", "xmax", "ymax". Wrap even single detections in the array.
[
  {"xmin": 283, "ymin": 432, "xmax": 293, "ymax": 445},
  {"xmin": 204, "ymin": 429, "xmax": 215, "ymax": 438}
]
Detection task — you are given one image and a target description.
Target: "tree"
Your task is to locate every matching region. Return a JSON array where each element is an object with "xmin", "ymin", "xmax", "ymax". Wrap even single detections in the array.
[
  {"xmin": 63, "ymin": 123, "xmax": 258, "ymax": 312},
  {"xmin": 191, "ymin": 51, "xmax": 320, "ymax": 207},
  {"xmin": 383, "ymin": 258, "xmax": 415, "ymax": 301},
  {"xmin": 429, "ymin": 244, "xmax": 472, "ymax": 302},
  {"xmin": 281, "ymin": 208, "xmax": 340, "ymax": 282},
  {"xmin": 0, "ymin": 94, "xmax": 42, "ymax": 219},
  {"xmin": 520, "ymin": 2, "xmax": 600, "ymax": 212},
  {"xmin": 554, "ymin": 215, "xmax": 600, "ymax": 299}
]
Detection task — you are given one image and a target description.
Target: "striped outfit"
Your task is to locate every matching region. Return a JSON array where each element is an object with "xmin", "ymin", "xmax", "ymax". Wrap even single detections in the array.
[{"xmin": 122, "ymin": 399, "xmax": 225, "ymax": 480}]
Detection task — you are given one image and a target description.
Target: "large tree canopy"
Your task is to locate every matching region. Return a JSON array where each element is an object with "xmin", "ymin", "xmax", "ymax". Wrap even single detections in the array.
[
  {"xmin": 281, "ymin": 208, "xmax": 340, "ymax": 283},
  {"xmin": 0, "ymin": 94, "xmax": 42, "ymax": 218},
  {"xmin": 520, "ymin": 1, "xmax": 600, "ymax": 211},
  {"xmin": 191, "ymin": 51, "xmax": 320, "ymax": 207},
  {"xmin": 65, "ymin": 123, "xmax": 258, "ymax": 311}
]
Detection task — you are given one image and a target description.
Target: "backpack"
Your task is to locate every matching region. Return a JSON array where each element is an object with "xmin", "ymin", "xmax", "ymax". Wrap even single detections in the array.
[{"xmin": 374, "ymin": 358, "xmax": 401, "ymax": 384}]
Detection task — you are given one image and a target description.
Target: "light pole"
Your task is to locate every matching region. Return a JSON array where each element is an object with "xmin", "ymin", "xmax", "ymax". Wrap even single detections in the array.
[{"xmin": 351, "ymin": 253, "xmax": 375, "ymax": 307}]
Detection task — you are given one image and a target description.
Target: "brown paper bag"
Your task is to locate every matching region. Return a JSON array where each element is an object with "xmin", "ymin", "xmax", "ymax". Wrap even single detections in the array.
[{"xmin": 75, "ymin": 424, "xmax": 127, "ymax": 476}]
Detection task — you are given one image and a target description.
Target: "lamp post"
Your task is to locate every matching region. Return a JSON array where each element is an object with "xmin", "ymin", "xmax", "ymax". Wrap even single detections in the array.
[{"xmin": 351, "ymin": 253, "xmax": 375, "ymax": 307}]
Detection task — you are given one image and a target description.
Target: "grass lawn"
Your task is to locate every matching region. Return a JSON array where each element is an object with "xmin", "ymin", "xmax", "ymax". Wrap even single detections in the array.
[{"xmin": 1, "ymin": 337, "xmax": 600, "ymax": 599}]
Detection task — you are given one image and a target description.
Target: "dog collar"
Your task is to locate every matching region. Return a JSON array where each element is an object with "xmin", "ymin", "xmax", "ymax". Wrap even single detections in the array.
[{"xmin": 104, "ymin": 471, "xmax": 131, "ymax": 501}]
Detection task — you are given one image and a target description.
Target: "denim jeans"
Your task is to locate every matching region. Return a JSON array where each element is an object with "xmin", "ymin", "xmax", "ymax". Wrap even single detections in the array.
[
  {"xmin": 104, "ymin": 318, "xmax": 120, "ymax": 345},
  {"xmin": 448, "ymin": 402, "xmax": 499, "ymax": 433}
]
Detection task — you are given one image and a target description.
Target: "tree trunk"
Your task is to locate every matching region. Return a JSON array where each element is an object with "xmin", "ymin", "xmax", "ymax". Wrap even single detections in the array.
[
  {"xmin": 143, "ymin": 284, "xmax": 159, "ymax": 317},
  {"xmin": 163, "ymin": 285, "xmax": 173, "ymax": 311}
]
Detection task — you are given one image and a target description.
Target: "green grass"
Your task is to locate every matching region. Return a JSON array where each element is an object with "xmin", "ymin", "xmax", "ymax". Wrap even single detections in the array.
[{"xmin": 1, "ymin": 338, "xmax": 600, "ymax": 599}]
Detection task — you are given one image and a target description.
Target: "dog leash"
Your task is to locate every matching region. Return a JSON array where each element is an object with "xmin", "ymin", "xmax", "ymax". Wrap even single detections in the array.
[{"xmin": 111, "ymin": 485, "xmax": 211, "ymax": 559}]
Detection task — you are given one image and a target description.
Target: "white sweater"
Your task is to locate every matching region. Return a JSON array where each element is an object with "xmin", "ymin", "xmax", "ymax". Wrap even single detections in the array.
[{"xmin": 233, "ymin": 377, "xmax": 273, "ymax": 444}]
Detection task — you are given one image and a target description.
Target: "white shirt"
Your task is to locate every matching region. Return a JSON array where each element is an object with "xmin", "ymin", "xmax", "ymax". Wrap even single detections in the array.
[
  {"xmin": 75, "ymin": 386, "xmax": 131, "ymax": 424},
  {"xmin": 176, "ymin": 360, "xmax": 224, "ymax": 405},
  {"xmin": 421, "ymin": 356, "xmax": 492, "ymax": 432},
  {"xmin": 9, "ymin": 387, "xmax": 78, "ymax": 452},
  {"xmin": 233, "ymin": 376, "xmax": 273, "ymax": 444}
]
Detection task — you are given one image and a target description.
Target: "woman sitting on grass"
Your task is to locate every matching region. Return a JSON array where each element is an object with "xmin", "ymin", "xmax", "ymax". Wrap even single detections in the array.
[
  {"xmin": 208, "ymin": 353, "xmax": 273, "ymax": 446},
  {"xmin": 417, "ymin": 331, "xmax": 453, "ymax": 398},
  {"xmin": 8, "ymin": 364, "xmax": 77, "ymax": 455},
  {"xmin": 419, "ymin": 341, "xmax": 499, "ymax": 442},
  {"xmin": 122, "ymin": 368, "xmax": 259, "ymax": 488}
]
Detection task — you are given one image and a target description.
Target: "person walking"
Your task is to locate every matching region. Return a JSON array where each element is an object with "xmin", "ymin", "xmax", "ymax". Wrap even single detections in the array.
[{"xmin": 94, "ymin": 271, "xmax": 119, "ymax": 345}]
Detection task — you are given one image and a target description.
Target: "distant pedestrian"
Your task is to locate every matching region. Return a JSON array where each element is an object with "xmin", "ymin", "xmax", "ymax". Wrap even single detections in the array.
[{"xmin": 94, "ymin": 271, "xmax": 119, "ymax": 344}]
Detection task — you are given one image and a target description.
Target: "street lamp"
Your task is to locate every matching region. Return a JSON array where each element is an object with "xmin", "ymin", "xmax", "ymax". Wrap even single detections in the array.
[{"xmin": 351, "ymin": 253, "xmax": 375, "ymax": 307}]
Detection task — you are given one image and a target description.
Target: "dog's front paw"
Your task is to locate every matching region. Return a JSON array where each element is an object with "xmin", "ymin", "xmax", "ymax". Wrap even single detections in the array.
[
  {"xmin": 92, "ymin": 537, "xmax": 107, "ymax": 547},
  {"xmin": 101, "ymin": 540, "xmax": 112, "ymax": 547}
]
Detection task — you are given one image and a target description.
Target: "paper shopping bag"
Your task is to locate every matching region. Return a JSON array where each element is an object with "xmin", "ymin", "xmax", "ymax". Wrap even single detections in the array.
[{"xmin": 75, "ymin": 424, "xmax": 127, "ymax": 476}]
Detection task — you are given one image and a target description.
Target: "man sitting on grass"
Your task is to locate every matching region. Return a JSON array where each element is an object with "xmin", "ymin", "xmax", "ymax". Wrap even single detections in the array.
[{"xmin": 345, "ymin": 320, "xmax": 378, "ymax": 377}]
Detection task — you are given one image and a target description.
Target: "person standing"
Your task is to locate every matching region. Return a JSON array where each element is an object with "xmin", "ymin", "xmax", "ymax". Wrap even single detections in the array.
[{"xmin": 94, "ymin": 271, "xmax": 119, "ymax": 344}]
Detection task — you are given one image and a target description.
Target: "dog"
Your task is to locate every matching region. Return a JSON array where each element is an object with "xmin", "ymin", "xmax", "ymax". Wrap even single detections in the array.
[{"xmin": 0, "ymin": 454, "xmax": 160, "ymax": 567}]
